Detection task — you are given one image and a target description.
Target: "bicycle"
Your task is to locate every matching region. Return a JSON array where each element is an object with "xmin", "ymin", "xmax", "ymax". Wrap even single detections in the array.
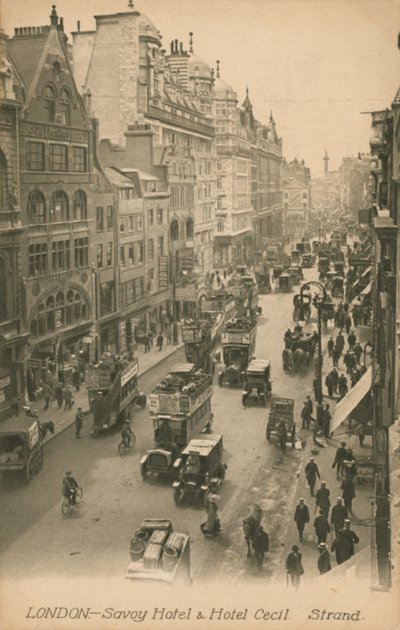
[
  {"xmin": 118, "ymin": 433, "xmax": 136, "ymax": 455},
  {"xmin": 61, "ymin": 486, "xmax": 83, "ymax": 517}
]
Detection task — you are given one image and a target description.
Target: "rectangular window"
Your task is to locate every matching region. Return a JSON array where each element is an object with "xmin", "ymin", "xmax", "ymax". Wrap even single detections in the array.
[
  {"xmin": 128, "ymin": 245, "xmax": 135, "ymax": 265},
  {"xmin": 128, "ymin": 216, "xmax": 134, "ymax": 232},
  {"xmin": 74, "ymin": 237, "xmax": 88, "ymax": 268},
  {"xmin": 106, "ymin": 205, "xmax": 114, "ymax": 230},
  {"xmin": 120, "ymin": 246, "xmax": 125, "ymax": 267},
  {"xmin": 148, "ymin": 208, "xmax": 154, "ymax": 225},
  {"xmin": 71, "ymin": 146, "xmax": 86, "ymax": 172},
  {"xmin": 148, "ymin": 239, "xmax": 154, "ymax": 260},
  {"xmin": 119, "ymin": 216, "xmax": 125, "ymax": 233},
  {"xmin": 158, "ymin": 236, "xmax": 164, "ymax": 255},
  {"xmin": 126, "ymin": 281, "xmax": 135, "ymax": 305},
  {"xmin": 106, "ymin": 242, "xmax": 112, "ymax": 267},
  {"xmin": 136, "ymin": 241, "xmax": 143, "ymax": 263},
  {"xmin": 97, "ymin": 244, "xmax": 103, "ymax": 268},
  {"xmin": 136, "ymin": 214, "xmax": 143, "ymax": 231},
  {"xmin": 52, "ymin": 240, "xmax": 70, "ymax": 271},
  {"xmin": 27, "ymin": 142, "xmax": 45, "ymax": 171},
  {"xmin": 49, "ymin": 144, "xmax": 68, "ymax": 171},
  {"xmin": 96, "ymin": 207, "xmax": 104, "ymax": 232},
  {"xmin": 157, "ymin": 208, "xmax": 163, "ymax": 224},
  {"xmin": 28, "ymin": 243, "xmax": 47, "ymax": 276},
  {"xmin": 100, "ymin": 281, "xmax": 115, "ymax": 316}
]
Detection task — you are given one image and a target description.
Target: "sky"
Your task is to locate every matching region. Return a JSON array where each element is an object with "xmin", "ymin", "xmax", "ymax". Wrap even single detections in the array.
[{"xmin": 2, "ymin": 0, "xmax": 399, "ymax": 176}]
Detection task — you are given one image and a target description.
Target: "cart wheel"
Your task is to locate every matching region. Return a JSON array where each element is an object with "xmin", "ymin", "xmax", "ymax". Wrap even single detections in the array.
[
  {"xmin": 34, "ymin": 450, "xmax": 43, "ymax": 474},
  {"xmin": 118, "ymin": 441, "xmax": 126, "ymax": 456},
  {"xmin": 76, "ymin": 486, "xmax": 83, "ymax": 503},
  {"xmin": 61, "ymin": 498, "xmax": 70, "ymax": 517},
  {"xmin": 26, "ymin": 456, "xmax": 34, "ymax": 482},
  {"xmin": 140, "ymin": 461, "xmax": 147, "ymax": 480},
  {"xmin": 174, "ymin": 487, "xmax": 182, "ymax": 506},
  {"xmin": 266, "ymin": 425, "xmax": 271, "ymax": 441}
]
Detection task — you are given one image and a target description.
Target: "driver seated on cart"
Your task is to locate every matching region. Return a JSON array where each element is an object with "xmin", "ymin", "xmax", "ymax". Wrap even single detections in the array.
[
  {"xmin": 121, "ymin": 421, "xmax": 134, "ymax": 448},
  {"xmin": 155, "ymin": 420, "xmax": 173, "ymax": 447},
  {"xmin": 63, "ymin": 470, "xmax": 79, "ymax": 506},
  {"xmin": 185, "ymin": 452, "xmax": 201, "ymax": 476}
]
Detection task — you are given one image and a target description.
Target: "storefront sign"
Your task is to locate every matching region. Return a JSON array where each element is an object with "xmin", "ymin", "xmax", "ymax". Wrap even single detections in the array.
[{"xmin": 27, "ymin": 359, "xmax": 40, "ymax": 370}]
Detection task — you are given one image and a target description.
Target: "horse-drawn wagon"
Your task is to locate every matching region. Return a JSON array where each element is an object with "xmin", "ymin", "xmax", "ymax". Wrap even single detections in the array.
[{"xmin": 266, "ymin": 397, "xmax": 296, "ymax": 451}]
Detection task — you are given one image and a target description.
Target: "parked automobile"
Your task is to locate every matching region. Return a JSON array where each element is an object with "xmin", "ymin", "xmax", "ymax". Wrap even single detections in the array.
[{"xmin": 0, "ymin": 416, "xmax": 43, "ymax": 482}]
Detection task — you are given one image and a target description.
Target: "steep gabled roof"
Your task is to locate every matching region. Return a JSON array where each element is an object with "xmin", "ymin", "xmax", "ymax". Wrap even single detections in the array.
[{"xmin": 7, "ymin": 34, "xmax": 48, "ymax": 92}]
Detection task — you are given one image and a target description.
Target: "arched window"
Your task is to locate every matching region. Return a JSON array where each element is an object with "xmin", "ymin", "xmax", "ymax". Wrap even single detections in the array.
[
  {"xmin": 60, "ymin": 88, "xmax": 70, "ymax": 126},
  {"xmin": 44, "ymin": 85, "xmax": 55, "ymax": 122},
  {"xmin": 50, "ymin": 190, "xmax": 69, "ymax": 222},
  {"xmin": 72, "ymin": 190, "xmax": 87, "ymax": 220},
  {"xmin": 0, "ymin": 150, "xmax": 9, "ymax": 210},
  {"xmin": 28, "ymin": 190, "xmax": 46, "ymax": 223},
  {"xmin": 170, "ymin": 218, "xmax": 179, "ymax": 241},
  {"xmin": 186, "ymin": 217, "xmax": 194, "ymax": 239},
  {"xmin": 0, "ymin": 258, "xmax": 7, "ymax": 322},
  {"xmin": 30, "ymin": 288, "xmax": 90, "ymax": 337}
]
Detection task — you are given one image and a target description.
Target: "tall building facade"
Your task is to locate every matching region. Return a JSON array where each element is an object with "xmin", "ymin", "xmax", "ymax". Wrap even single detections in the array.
[{"xmin": 282, "ymin": 158, "xmax": 312, "ymax": 238}]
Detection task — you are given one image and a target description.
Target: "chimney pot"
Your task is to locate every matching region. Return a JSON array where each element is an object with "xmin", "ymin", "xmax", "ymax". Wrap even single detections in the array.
[{"xmin": 77, "ymin": 20, "xmax": 80, "ymax": 32}]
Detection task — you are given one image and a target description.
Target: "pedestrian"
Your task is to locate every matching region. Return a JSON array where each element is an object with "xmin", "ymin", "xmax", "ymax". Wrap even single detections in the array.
[
  {"xmin": 342, "ymin": 447, "xmax": 357, "ymax": 480},
  {"xmin": 148, "ymin": 331, "xmax": 154, "ymax": 348},
  {"xmin": 317, "ymin": 543, "xmax": 332, "ymax": 575},
  {"xmin": 330, "ymin": 497, "xmax": 347, "ymax": 536},
  {"xmin": 327, "ymin": 336, "xmax": 334, "ymax": 357},
  {"xmin": 344, "ymin": 313, "xmax": 352, "ymax": 335},
  {"xmin": 156, "ymin": 332, "xmax": 164, "ymax": 352},
  {"xmin": 322, "ymin": 404, "xmax": 331, "ymax": 439},
  {"xmin": 72, "ymin": 368, "xmax": 81, "ymax": 392},
  {"xmin": 314, "ymin": 509, "xmax": 331, "ymax": 544},
  {"xmin": 301, "ymin": 401, "xmax": 311, "ymax": 429},
  {"xmin": 305, "ymin": 457, "xmax": 320, "ymax": 497},
  {"xmin": 42, "ymin": 383, "xmax": 53, "ymax": 411},
  {"xmin": 306, "ymin": 395, "xmax": 313, "ymax": 418},
  {"xmin": 285, "ymin": 545, "xmax": 304, "ymax": 589},
  {"xmin": 336, "ymin": 331, "xmax": 345, "ymax": 356},
  {"xmin": 315, "ymin": 481, "xmax": 331, "ymax": 517},
  {"xmin": 322, "ymin": 311, "xmax": 329, "ymax": 331},
  {"xmin": 54, "ymin": 383, "xmax": 64, "ymax": 409},
  {"xmin": 347, "ymin": 330, "xmax": 356, "ymax": 350},
  {"xmin": 341, "ymin": 475, "xmax": 356, "ymax": 515},
  {"xmin": 74, "ymin": 407, "xmax": 85, "ymax": 439},
  {"xmin": 200, "ymin": 494, "xmax": 221, "ymax": 536},
  {"xmin": 332, "ymin": 441, "xmax": 347, "ymax": 479},
  {"xmin": 63, "ymin": 385, "xmax": 74, "ymax": 411},
  {"xmin": 341, "ymin": 519, "xmax": 359, "ymax": 557},
  {"xmin": 144, "ymin": 334, "xmax": 150, "ymax": 353},
  {"xmin": 325, "ymin": 373, "xmax": 334, "ymax": 398},
  {"xmin": 353, "ymin": 342, "xmax": 363, "ymax": 365},
  {"xmin": 338, "ymin": 374, "xmax": 348, "ymax": 398},
  {"xmin": 294, "ymin": 498, "xmax": 310, "ymax": 542},
  {"xmin": 252, "ymin": 524, "xmax": 269, "ymax": 569},
  {"xmin": 331, "ymin": 530, "xmax": 351, "ymax": 565},
  {"xmin": 332, "ymin": 346, "xmax": 340, "ymax": 367},
  {"xmin": 343, "ymin": 350, "xmax": 352, "ymax": 374},
  {"xmin": 331, "ymin": 368, "xmax": 339, "ymax": 393}
]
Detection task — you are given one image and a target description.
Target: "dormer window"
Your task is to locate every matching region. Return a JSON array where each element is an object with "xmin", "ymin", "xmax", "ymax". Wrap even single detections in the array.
[
  {"xmin": 44, "ymin": 85, "xmax": 55, "ymax": 123},
  {"xmin": 53, "ymin": 61, "xmax": 61, "ymax": 83},
  {"xmin": 60, "ymin": 89, "xmax": 71, "ymax": 126}
]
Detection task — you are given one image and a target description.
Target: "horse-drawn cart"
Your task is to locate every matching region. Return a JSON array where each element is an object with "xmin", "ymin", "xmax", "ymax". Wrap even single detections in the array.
[
  {"xmin": 0, "ymin": 416, "xmax": 43, "ymax": 482},
  {"xmin": 266, "ymin": 397, "xmax": 296, "ymax": 451}
]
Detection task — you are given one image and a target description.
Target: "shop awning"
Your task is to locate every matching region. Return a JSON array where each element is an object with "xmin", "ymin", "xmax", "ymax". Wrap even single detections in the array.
[
  {"xmin": 361, "ymin": 266, "xmax": 371, "ymax": 278},
  {"xmin": 361, "ymin": 282, "xmax": 372, "ymax": 296},
  {"xmin": 331, "ymin": 366, "xmax": 373, "ymax": 433}
]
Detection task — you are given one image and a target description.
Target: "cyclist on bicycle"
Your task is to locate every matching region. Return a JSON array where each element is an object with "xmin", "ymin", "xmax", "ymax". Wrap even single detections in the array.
[
  {"xmin": 121, "ymin": 421, "xmax": 134, "ymax": 448},
  {"xmin": 63, "ymin": 470, "xmax": 79, "ymax": 506}
]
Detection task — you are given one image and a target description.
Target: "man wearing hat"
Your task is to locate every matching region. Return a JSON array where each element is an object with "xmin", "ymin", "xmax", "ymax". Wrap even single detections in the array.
[
  {"xmin": 315, "ymin": 481, "xmax": 331, "ymax": 518},
  {"xmin": 201, "ymin": 494, "xmax": 221, "ymax": 536},
  {"xmin": 301, "ymin": 401, "xmax": 311, "ymax": 430},
  {"xmin": 341, "ymin": 520, "xmax": 359, "ymax": 557},
  {"xmin": 305, "ymin": 457, "xmax": 320, "ymax": 497},
  {"xmin": 330, "ymin": 497, "xmax": 347, "ymax": 536},
  {"xmin": 332, "ymin": 441, "xmax": 348, "ymax": 479},
  {"xmin": 341, "ymin": 474, "xmax": 356, "ymax": 515},
  {"xmin": 74, "ymin": 407, "xmax": 85, "ymax": 439},
  {"xmin": 62, "ymin": 470, "xmax": 79, "ymax": 506},
  {"xmin": 331, "ymin": 530, "xmax": 351, "ymax": 565},
  {"xmin": 252, "ymin": 524, "xmax": 269, "ymax": 569},
  {"xmin": 313, "ymin": 509, "xmax": 330, "ymax": 544},
  {"xmin": 294, "ymin": 498, "xmax": 310, "ymax": 542},
  {"xmin": 317, "ymin": 543, "xmax": 331, "ymax": 574},
  {"xmin": 285, "ymin": 545, "xmax": 304, "ymax": 589}
]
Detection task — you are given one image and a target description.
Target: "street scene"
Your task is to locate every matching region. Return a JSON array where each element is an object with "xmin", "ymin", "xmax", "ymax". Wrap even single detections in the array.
[{"xmin": 0, "ymin": 0, "xmax": 399, "ymax": 628}]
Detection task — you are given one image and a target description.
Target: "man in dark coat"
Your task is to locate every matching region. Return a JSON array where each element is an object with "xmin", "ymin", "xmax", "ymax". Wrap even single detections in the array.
[
  {"xmin": 331, "ymin": 368, "xmax": 339, "ymax": 393},
  {"xmin": 294, "ymin": 498, "xmax": 310, "ymax": 542},
  {"xmin": 341, "ymin": 519, "xmax": 359, "ymax": 557},
  {"xmin": 306, "ymin": 395, "xmax": 313, "ymax": 417},
  {"xmin": 327, "ymin": 336, "xmax": 334, "ymax": 357},
  {"xmin": 54, "ymin": 383, "xmax": 64, "ymax": 410},
  {"xmin": 252, "ymin": 525, "xmax": 269, "ymax": 569},
  {"xmin": 314, "ymin": 510, "xmax": 331, "ymax": 544},
  {"xmin": 332, "ymin": 346, "xmax": 340, "ymax": 368},
  {"xmin": 348, "ymin": 330, "xmax": 356, "ymax": 350},
  {"xmin": 335, "ymin": 331, "xmax": 345, "ymax": 356},
  {"xmin": 330, "ymin": 497, "xmax": 347, "ymax": 535},
  {"xmin": 305, "ymin": 457, "xmax": 320, "ymax": 497},
  {"xmin": 301, "ymin": 401, "xmax": 311, "ymax": 429},
  {"xmin": 341, "ymin": 475, "xmax": 356, "ymax": 515},
  {"xmin": 315, "ymin": 481, "xmax": 331, "ymax": 517},
  {"xmin": 331, "ymin": 530, "xmax": 351, "ymax": 565},
  {"xmin": 72, "ymin": 369, "xmax": 81, "ymax": 392},
  {"xmin": 322, "ymin": 404, "xmax": 332, "ymax": 438},
  {"xmin": 317, "ymin": 543, "xmax": 331, "ymax": 574},
  {"xmin": 344, "ymin": 313, "xmax": 352, "ymax": 335},
  {"xmin": 338, "ymin": 374, "xmax": 348, "ymax": 398},
  {"xmin": 332, "ymin": 441, "xmax": 348, "ymax": 479},
  {"xmin": 325, "ymin": 373, "xmax": 334, "ymax": 398},
  {"xmin": 74, "ymin": 407, "xmax": 85, "ymax": 439},
  {"xmin": 353, "ymin": 342, "xmax": 363, "ymax": 365},
  {"xmin": 285, "ymin": 545, "xmax": 303, "ymax": 589}
]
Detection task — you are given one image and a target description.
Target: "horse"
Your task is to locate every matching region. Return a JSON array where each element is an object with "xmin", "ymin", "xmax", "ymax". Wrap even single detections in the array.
[
  {"xmin": 243, "ymin": 504, "xmax": 262, "ymax": 557},
  {"xmin": 38, "ymin": 420, "xmax": 55, "ymax": 441}
]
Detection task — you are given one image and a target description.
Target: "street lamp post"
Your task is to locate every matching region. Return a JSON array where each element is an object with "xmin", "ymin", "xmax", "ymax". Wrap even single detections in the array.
[{"xmin": 300, "ymin": 280, "xmax": 328, "ymax": 422}]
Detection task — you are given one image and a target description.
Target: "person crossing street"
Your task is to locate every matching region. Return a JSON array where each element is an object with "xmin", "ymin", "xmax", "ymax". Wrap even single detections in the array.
[{"xmin": 305, "ymin": 457, "xmax": 320, "ymax": 497}]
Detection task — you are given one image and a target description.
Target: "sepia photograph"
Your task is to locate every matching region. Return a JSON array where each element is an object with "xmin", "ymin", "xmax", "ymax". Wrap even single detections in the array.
[{"xmin": 0, "ymin": 0, "xmax": 399, "ymax": 628}]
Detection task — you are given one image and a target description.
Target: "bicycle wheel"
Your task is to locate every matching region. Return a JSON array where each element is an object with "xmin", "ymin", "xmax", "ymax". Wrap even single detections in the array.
[
  {"xmin": 61, "ymin": 498, "xmax": 70, "ymax": 517},
  {"xmin": 118, "ymin": 441, "xmax": 126, "ymax": 456},
  {"xmin": 75, "ymin": 486, "xmax": 83, "ymax": 503},
  {"xmin": 130, "ymin": 433, "xmax": 136, "ymax": 448}
]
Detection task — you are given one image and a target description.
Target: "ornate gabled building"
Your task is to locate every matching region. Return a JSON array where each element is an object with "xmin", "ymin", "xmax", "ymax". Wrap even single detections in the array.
[
  {"xmin": 5, "ymin": 7, "xmax": 115, "ymax": 402},
  {"xmin": 282, "ymin": 158, "xmax": 312, "ymax": 239}
]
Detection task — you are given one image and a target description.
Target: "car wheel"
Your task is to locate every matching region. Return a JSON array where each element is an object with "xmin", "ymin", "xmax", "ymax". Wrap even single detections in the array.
[
  {"xmin": 35, "ymin": 450, "xmax": 43, "ymax": 473},
  {"xmin": 140, "ymin": 461, "xmax": 147, "ymax": 480}
]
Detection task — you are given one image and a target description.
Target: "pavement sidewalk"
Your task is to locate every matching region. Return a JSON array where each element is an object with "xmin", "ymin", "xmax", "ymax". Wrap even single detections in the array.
[{"xmin": 35, "ymin": 338, "xmax": 184, "ymax": 445}]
